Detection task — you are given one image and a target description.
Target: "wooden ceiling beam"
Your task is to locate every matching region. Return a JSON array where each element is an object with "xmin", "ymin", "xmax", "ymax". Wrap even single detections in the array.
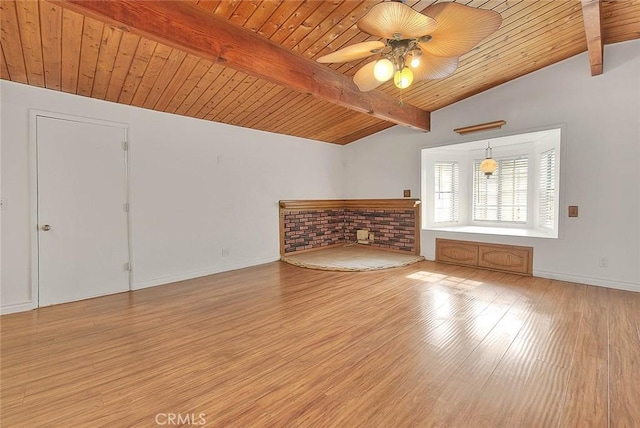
[
  {"xmin": 581, "ymin": 0, "xmax": 604, "ymax": 76},
  {"xmin": 49, "ymin": 0, "xmax": 430, "ymax": 132}
]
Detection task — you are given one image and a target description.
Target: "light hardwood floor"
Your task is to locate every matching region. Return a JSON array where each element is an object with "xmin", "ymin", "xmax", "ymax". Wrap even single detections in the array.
[{"xmin": 1, "ymin": 261, "xmax": 639, "ymax": 427}]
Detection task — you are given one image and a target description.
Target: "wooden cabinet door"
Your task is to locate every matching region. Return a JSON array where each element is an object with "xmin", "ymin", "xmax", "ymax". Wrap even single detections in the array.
[
  {"xmin": 478, "ymin": 245, "xmax": 532, "ymax": 275},
  {"xmin": 436, "ymin": 240, "xmax": 479, "ymax": 266}
]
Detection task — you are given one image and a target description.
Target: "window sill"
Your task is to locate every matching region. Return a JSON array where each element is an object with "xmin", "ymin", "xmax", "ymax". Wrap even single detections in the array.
[{"xmin": 424, "ymin": 225, "xmax": 557, "ymax": 239}]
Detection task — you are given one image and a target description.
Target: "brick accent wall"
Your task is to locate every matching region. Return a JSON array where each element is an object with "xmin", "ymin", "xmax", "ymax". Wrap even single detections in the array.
[
  {"xmin": 283, "ymin": 210, "xmax": 344, "ymax": 253},
  {"xmin": 282, "ymin": 208, "xmax": 417, "ymax": 254},
  {"xmin": 344, "ymin": 209, "xmax": 416, "ymax": 253}
]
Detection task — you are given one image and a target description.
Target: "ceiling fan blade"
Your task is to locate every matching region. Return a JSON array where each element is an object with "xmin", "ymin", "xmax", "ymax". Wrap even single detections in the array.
[
  {"xmin": 421, "ymin": 2, "xmax": 502, "ymax": 58},
  {"xmin": 353, "ymin": 61, "xmax": 388, "ymax": 92},
  {"xmin": 357, "ymin": 2, "xmax": 437, "ymax": 40},
  {"xmin": 317, "ymin": 41, "xmax": 385, "ymax": 63},
  {"xmin": 412, "ymin": 55, "xmax": 459, "ymax": 82}
]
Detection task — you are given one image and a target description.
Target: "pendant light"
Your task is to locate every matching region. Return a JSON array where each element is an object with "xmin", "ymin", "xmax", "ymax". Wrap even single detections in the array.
[{"xmin": 480, "ymin": 142, "xmax": 497, "ymax": 177}]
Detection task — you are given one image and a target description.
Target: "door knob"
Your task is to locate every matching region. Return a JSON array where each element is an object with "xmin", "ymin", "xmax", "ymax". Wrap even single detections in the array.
[{"xmin": 41, "ymin": 224, "xmax": 51, "ymax": 231}]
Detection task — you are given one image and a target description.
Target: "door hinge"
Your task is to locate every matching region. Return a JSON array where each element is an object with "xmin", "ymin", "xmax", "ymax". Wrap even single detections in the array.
[
  {"xmin": 124, "ymin": 262, "xmax": 131, "ymax": 272},
  {"xmin": 124, "ymin": 203, "xmax": 130, "ymax": 212},
  {"xmin": 122, "ymin": 141, "xmax": 128, "ymax": 151}
]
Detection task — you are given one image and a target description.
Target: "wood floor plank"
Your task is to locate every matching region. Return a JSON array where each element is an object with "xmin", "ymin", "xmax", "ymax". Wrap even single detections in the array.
[
  {"xmin": 506, "ymin": 358, "xmax": 571, "ymax": 427},
  {"xmin": 1, "ymin": 260, "xmax": 639, "ymax": 426},
  {"xmin": 558, "ymin": 353, "xmax": 608, "ymax": 427},
  {"xmin": 608, "ymin": 288, "xmax": 640, "ymax": 426},
  {"xmin": 610, "ymin": 344, "xmax": 640, "ymax": 427},
  {"xmin": 456, "ymin": 277, "xmax": 554, "ymax": 427}
]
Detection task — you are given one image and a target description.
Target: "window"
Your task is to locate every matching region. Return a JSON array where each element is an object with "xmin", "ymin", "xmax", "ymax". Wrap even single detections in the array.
[
  {"xmin": 421, "ymin": 127, "xmax": 561, "ymax": 238},
  {"xmin": 539, "ymin": 149, "xmax": 556, "ymax": 229},
  {"xmin": 473, "ymin": 156, "xmax": 528, "ymax": 223},
  {"xmin": 434, "ymin": 162, "xmax": 459, "ymax": 223}
]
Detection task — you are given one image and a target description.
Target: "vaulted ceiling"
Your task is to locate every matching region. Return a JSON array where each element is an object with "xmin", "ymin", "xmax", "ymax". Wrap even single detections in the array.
[{"xmin": 1, "ymin": 0, "xmax": 639, "ymax": 144}]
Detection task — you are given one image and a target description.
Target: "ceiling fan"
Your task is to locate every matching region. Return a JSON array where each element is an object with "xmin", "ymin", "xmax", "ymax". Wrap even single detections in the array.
[{"xmin": 317, "ymin": 1, "xmax": 502, "ymax": 92}]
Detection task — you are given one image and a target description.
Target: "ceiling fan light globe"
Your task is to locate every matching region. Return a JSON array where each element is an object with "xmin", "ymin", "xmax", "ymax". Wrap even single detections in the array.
[
  {"xmin": 373, "ymin": 59, "xmax": 394, "ymax": 82},
  {"xmin": 409, "ymin": 49, "xmax": 422, "ymax": 68},
  {"xmin": 394, "ymin": 67, "xmax": 414, "ymax": 89}
]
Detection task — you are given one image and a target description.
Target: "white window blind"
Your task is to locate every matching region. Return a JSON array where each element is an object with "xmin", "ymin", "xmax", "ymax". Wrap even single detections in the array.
[
  {"xmin": 539, "ymin": 149, "xmax": 556, "ymax": 229},
  {"xmin": 473, "ymin": 156, "xmax": 528, "ymax": 223},
  {"xmin": 434, "ymin": 161, "xmax": 459, "ymax": 223}
]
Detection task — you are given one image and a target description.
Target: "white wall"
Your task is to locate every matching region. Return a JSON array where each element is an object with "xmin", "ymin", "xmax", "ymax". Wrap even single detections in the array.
[
  {"xmin": 1, "ymin": 81, "xmax": 344, "ymax": 313},
  {"xmin": 344, "ymin": 40, "xmax": 640, "ymax": 292}
]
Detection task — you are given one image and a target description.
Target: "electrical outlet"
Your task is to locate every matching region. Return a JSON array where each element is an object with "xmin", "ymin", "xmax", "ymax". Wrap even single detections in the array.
[
  {"xmin": 403, "ymin": 189, "xmax": 411, "ymax": 198},
  {"xmin": 222, "ymin": 248, "xmax": 230, "ymax": 257},
  {"xmin": 0, "ymin": 199, "xmax": 6, "ymax": 210},
  {"xmin": 599, "ymin": 257, "xmax": 608, "ymax": 268}
]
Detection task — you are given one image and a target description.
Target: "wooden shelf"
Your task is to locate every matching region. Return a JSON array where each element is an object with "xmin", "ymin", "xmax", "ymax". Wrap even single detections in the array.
[{"xmin": 279, "ymin": 199, "xmax": 420, "ymax": 210}]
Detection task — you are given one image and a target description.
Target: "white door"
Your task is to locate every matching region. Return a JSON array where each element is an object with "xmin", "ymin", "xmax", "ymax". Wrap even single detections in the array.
[{"xmin": 37, "ymin": 115, "xmax": 130, "ymax": 306}]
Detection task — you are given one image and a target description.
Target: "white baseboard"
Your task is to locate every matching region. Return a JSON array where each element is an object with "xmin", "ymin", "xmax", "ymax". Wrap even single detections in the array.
[
  {"xmin": 421, "ymin": 254, "xmax": 639, "ymax": 293},
  {"xmin": 132, "ymin": 256, "xmax": 281, "ymax": 290},
  {"xmin": 534, "ymin": 270, "xmax": 640, "ymax": 293},
  {"xmin": 1, "ymin": 301, "xmax": 36, "ymax": 315}
]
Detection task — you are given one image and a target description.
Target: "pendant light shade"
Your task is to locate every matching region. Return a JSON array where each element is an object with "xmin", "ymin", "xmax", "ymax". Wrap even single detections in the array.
[
  {"xmin": 409, "ymin": 49, "xmax": 422, "ymax": 68},
  {"xmin": 480, "ymin": 142, "xmax": 497, "ymax": 176},
  {"xmin": 394, "ymin": 67, "xmax": 414, "ymax": 89},
  {"xmin": 373, "ymin": 58, "xmax": 394, "ymax": 82}
]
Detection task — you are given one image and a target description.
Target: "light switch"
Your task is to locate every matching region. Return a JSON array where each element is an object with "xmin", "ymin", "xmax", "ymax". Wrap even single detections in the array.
[{"xmin": 568, "ymin": 206, "xmax": 578, "ymax": 217}]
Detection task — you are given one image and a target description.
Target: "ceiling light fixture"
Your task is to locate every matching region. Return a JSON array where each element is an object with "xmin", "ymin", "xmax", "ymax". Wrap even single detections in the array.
[
  {"xmin": 373, "ymin": 37, "xmax": 425, "ymax": 89},
  {"xmin": 480, "ymin": 142, "xmax": 497, "ymax": 177}
]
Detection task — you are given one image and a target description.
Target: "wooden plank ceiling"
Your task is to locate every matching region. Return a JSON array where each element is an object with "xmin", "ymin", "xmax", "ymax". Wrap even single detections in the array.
[{"xmin": 1, "ymin": 0, "xmax": 639, "ymax": 145}]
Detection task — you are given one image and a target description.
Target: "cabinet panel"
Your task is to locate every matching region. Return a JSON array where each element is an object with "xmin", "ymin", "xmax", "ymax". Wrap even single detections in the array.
[
  {"xmin": 478, "ymin": 246, "xmax": 532, "ymax": 275},
  {"xmin": 436, "ymin": 240, "xmax": 478, "ymax": 266}
]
